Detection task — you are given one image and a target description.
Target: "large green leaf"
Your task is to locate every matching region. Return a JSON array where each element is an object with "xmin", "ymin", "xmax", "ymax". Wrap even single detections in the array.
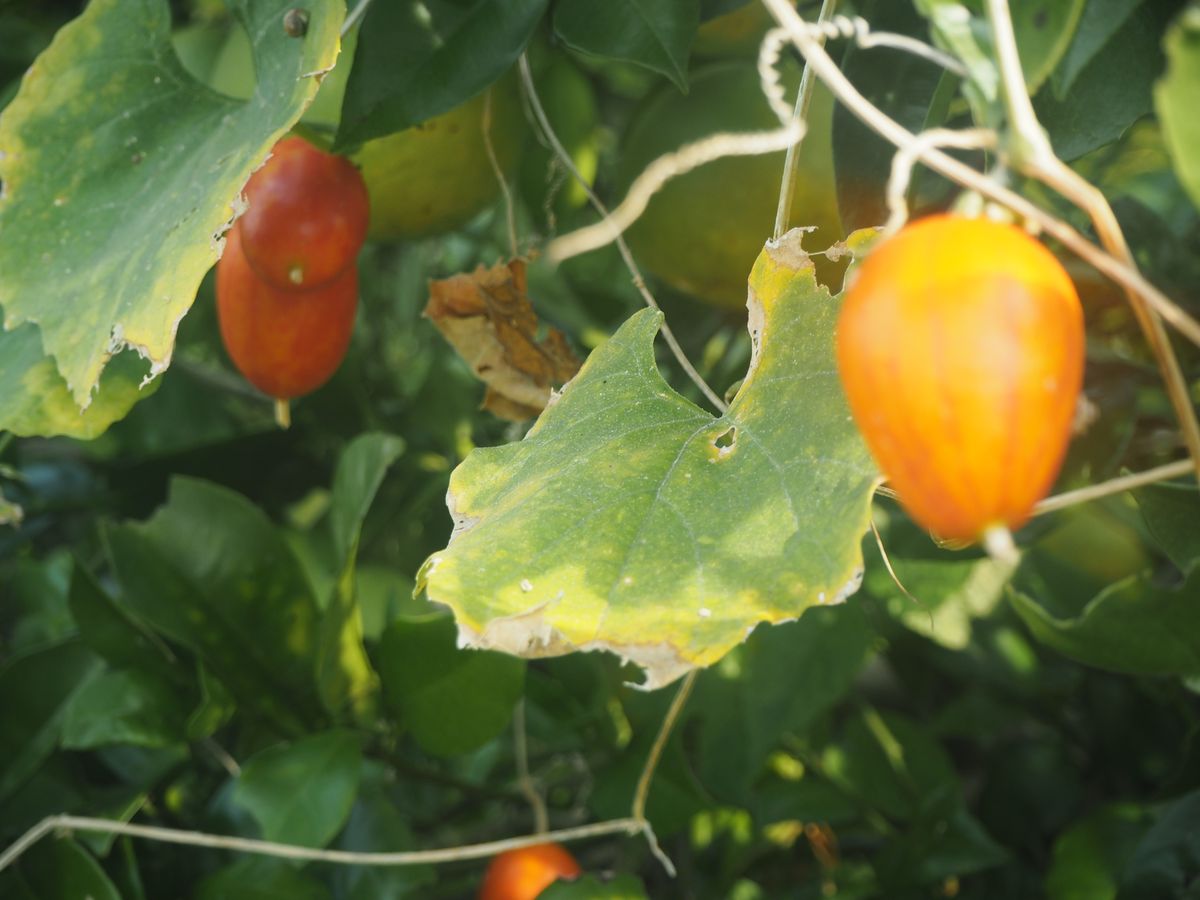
[
  {"xmin": 332, "ymin": 772, "xmax": 435, "ymax": 900},
  {"xmin": 695, "ymin": 604, "xmax": 875, "ymax": 801},
  {"xmin": 197, "ymin": 858, "xmax": 332, "ymax": 900},
  {"xmin": 1010, "ymin": 568, "xmax": 1200, "ymax": 677},
  {"xmin": 61, "ymin": 668, "xmax": 186, "ymax": 750},
  {"xmin": 418, "ymin": 232, "xmax": 879, "ymax": 689},
  {"xmin": 376, "ymin": 614, "xmax": 525, "ymax": 757},
  {"xmin": 0, "ymin": 0, "xmax": 343, "ymax": 418},
  {"xmin": 1037, "ymin": 0, "xmax": 1173, "ymax": 160},
  {"xmin": 1156, "ymin": 6, "xmax": 1200, "ymax": 212},
  {"xmin": 1116, "ymin": 790, "xmax": 1200, "ymax": 898},
  {"xmin": 541, "ymin": 874, "xmax": 650, "ymax": 899},
  {"xmin": 316, "ymin": 433, "xmax": 403, "ymax": 721},
  {"xmin": 1052, "ymin": 0, "xmax": 1147, "ymax": 96},
  {"xmin": 0, "ymin": 837, "xmax": 122, "ymax": 900},
  {"xmin": 232, "ymin": 730, "xmax": 361, "ymax": 848},
  {"xmin": 1136, "ymin": 481, "xmax": 1200, "ymax": 573},
  {"xmin": 0, "ymin": 329, "xmax": 151, "ymax": 438},
  {"xmin": 0, "ymin": 640, "xmax": 103, "ymax": 804},
  {"xmin": 105, "ymin": 477, "xmax": 323, "ymax": 735},
  {"xmin": 336, "ymin": 0, "xmax": 546, "ymax": 146},
  {"xmin": 553, "ymin": 0, "xmax": 698, "ymax": 91},
  {"xmin": 1046, "ymin": 804, "xmax": 1153, "ymax": 900}
]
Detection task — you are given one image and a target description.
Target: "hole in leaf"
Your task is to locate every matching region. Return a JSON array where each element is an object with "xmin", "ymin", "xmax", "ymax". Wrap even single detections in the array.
[{"xmin": 710, "ymin": 426, "xmax": 737, "ymax": 460}]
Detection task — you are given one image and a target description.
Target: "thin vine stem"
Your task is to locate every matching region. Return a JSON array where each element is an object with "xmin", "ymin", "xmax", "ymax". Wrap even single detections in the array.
[
  {"xmin": 0, "ymin": 815, "xmax": 644, "ymax": 875},
  {"xmin": 983, "ymin": 0, "xmax": 1200, "ymax": 485},
  {"xmin": 482, "ymin": 87, "xmax": 520, "ymax": 259},
  {"xmin": 632, "ymin": 671, "xmax": 697, "ymax": 823},
  {"xmin": 516, "ymin": 53, "xmax": 728, "ymax": 415},
  {"xmin": 1033, "ymin": 459, "xmax": 1195, "ymax": 516},
  {"xmin": 340, "ymin": 0, "xmax": 371, "ymax": 36},
  {"xmin": 757, "ymin": 0, "xmax": 1200, "ymax": 355},
  {"xmin": 773, "ymin": 0, "xmax": 839, "ymax": 240},
  {"xmin": 512, "ymin": 699, "xmax": 549, "ymax": 834}
]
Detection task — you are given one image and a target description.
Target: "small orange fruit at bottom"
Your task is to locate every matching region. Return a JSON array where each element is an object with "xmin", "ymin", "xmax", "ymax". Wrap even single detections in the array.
[
  {"xmin": 835, "ymin": 213, "xmax": 1085, "ymax": 543},
  {"xmin": 216, "ymin": 224, "xmax": 358, "ymax": 415},
  {"xmin": 479, "ymin": 843, "xmax": 582, "ymax": 900}
]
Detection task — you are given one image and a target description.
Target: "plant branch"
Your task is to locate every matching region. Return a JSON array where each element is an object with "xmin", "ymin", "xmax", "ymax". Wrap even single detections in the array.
[
  {"xmin": 0, "ymin": 815, "xmax": 644, "ymax": 874},
  {"xmin": 757, "ymin": 0, "xmax": 1200, "ymax": 355},
  {"xmin": 482, "ymin": 87, "xmax": 520, "ymax": 259},
  {"xmin": 517, "ymin": 54, "xmax": 728, "ymax": 415},
  {"xmin": 341, "ymin": 0, "xmax": 371, "ymax": 36},
  {"xmin": 632, "ymin": 671, "xmax": 697, "ymax": 823},
  {"xmin": 983, "ymin": 0, "xmax": 1200, "ymax": 486}
]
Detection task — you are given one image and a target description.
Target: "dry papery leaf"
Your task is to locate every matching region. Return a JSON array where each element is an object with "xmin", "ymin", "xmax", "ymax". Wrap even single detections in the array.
[{"xmin": 425, "ymin": 259, "xmax": 580, "ymax": 421}]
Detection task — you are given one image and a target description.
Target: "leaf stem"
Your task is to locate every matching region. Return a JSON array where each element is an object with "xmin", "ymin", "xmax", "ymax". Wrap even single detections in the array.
[
  {"xmin": 517, "ymin": 54, "xmax": 728, "ymax": 415},
  {"xmin": 773, "ymin": 0, "xmax": 839, "ymax": 240},
  {"xmin": 632, "ymin": 671, "xmax": 697, "ymax": 824},
  {"xmin": 341, "ymin": 0, "xmax": 371, "ymax": 36}
]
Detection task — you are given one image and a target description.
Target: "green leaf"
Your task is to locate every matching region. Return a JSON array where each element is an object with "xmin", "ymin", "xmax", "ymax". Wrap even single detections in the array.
[
  {"xmin": 1156, "ymin": 6, "xmax": 1200, "ymax": 213},
  {"xmin": 865, "ymin": 553, "xmax": 1017, "ymax": 649},
  {"xmin": 0, "ymin": 640, "xmax": 103, "ymax": 803},
  {"xmin": 1136, "ymin": 481, "xmax": 1200, "ymax": 573},
  {"xmin": 105, "ymin": 477, "xmax": 323, "ymax": 735},
  {"xmin": 828, "ymin": 708, "xmax": 959, "ymax": 822},
  {"xmin": 197, "ymin": 858, "xmax": 332, "ymax": 900},
  {"xmin": 1037, "ymin": 0, "xmax": 1173, "ymax": 160},
  {"xmin": 0, "ymin": 838, "xmax": 122, "ymax": 900},
  {"xmin": 1046, "ymin": 804, "xmax": 1153, "ymax": 900},
  {"xmin": 418, "ymin": 233, "xmax": 878, "ymax": 689},
  {"xmin": 61, "ymin": 668, "xmax": 186, "ymax": 749},
  {"xmin": 377, "ymin": 614, "xmax": 525, "ymax": 757},
  {"xmin": 1011, "ymin": 0, "xmax": 1087, "ymax": 94},
  {"xmin": 232, "ymin": 730, "xmax": 361, "ymax": 848},
  {"xmin": 541, "ymin": 874, "xmax": 650, "ymax": 899},
  {"xmin": 333, "ymin": 776, "xmax": 436, "ymax": 900},
  {"xmin": 1052, "ymin": 0, "xmax": 1147, "ymax": 96},
  {"xmin": 329, "ymin": 432, "xmax": 405, "ymax": 561},
  {"xmin": 186, "ymin": 662, "xmax": 236, "ymax": 741},
  {"xmin": 68, "ymin": 561, "xmax": 177, "ymax": 683},
  {"xmin": 1117, "ymin": 790, "xmax": 1200, "ymax": 899},
  {"xmin": 336, "ymin": 0, "xmax": 546, "ymax": 146},
  {"xmin": 0, "ymin": 0, "xmax": 343, "ymax": 413},
  {"xmin": 317, "ymin": 433, "xmax": 403, "ymax": 721},
  {"xmin": 914, "ymin": 0, "xmax": 999, "ymax": 120},
  {"xmin": 0, "ymin": 330, "xmax": 151, "ymax": 439},
  {"xmin": 1010, "ymin": 568, "xmax": 1200, "ymax": 677},
  {"xmin": 553, "ymin": 0, "xmax": 699, "ymax": 91},
  {"xmin": 695, "ymin": 605, "xmax": 875, "ymax": 801}
]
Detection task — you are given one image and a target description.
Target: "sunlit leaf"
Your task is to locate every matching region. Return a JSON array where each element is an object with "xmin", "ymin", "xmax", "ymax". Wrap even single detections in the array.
[
  {"xmin": 418, "ymin": 231, "xmax": 879, "ymax": 689},
  {"xmin": 1156, "ymin": 5, "xmax": 1200, "ymax": 212}
]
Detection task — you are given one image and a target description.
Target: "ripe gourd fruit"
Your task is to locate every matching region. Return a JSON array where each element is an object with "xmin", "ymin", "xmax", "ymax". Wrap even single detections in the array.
[
  {"xmin": 619, "ymin": 62, "xmax": 842, "ymax": 309},
  {"xmin": 354, "ymin": 76, "xmax": 525, "ymax": 240},
  {"xmin": 836, "ymin": 214, "xmax": 1085, "ymax": 543},
  {"xmin": 238, "ymin": 137, "xmax": 369, "ymax": 289},
  {"xmin": 479, "ymin": 843, "xmax": 581, "ymax": 900},
  {"xmin": 216, "ymin": 225, "xmax": 358, "ymax": 405}
]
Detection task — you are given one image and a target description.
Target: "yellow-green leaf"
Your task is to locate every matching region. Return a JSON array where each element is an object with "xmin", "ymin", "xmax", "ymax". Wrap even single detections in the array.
[{"xmin": 418, "ymin": 231, "xmax": 880, "ymax": 689}]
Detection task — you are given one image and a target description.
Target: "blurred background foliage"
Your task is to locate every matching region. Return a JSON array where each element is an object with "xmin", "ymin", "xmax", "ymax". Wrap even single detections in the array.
[{"xmin": 2, "ymin": 0, "xmax": 1199, "ymax": 897}]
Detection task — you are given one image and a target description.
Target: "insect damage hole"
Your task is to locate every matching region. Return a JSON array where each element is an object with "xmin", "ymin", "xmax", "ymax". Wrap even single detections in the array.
[{"xmin": 708, "ymin": 425, "xmax": 737, "ymax": 460}]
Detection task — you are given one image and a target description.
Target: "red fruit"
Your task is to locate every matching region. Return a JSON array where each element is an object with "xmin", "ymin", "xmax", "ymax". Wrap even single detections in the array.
[
  {"xmin": 238, "ymin": 136, "xmax": 369, "ymax": 289},
  {"xmin": 835, "ymin": 214, "xmax": 1085, "ymax": 542},
  {"xmin": 216, "ymin": 224, "xmax": 357, "ymax": 401},
  {"xmin": 479, "ymin": 843, "xmax": 582, "ymax": 900}
]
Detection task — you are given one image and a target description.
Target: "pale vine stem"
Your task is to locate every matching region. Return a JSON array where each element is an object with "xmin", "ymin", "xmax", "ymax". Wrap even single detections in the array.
[
  {"xmin": 0, "ymin": 815, "xmax": 644, "ymax": 875},
  {"xmin": 1033, "ymin": 459, "xmax": 1194, "ymax": 516},
  {"xmin": 773, "ymin": 0, "xmax": 839, "ymax": 240},
  {"xmin": 512, "ymin": 699, "xmax": 549, "ymax": 835},
  {"xmin": 884, "ymin": 128, "xmax": 997, "ymax": 234},
  {"xmin": 340, "ymin": 0, "xmax": 371, "ymax": 37},
  {"xmin": 516, "ymin": 53, "xmax": 728, "ymax": 415},
  {"xmin": 756, "ymin": 0, "xmax": 1200, "ymax": 356},
  {"xmin": 481, "ymin": 87, "xmax": 520, "ymax": 259},
  {"xmin": 983, "ymin": 0, "xmax": 1200, "ymax": 484}
]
